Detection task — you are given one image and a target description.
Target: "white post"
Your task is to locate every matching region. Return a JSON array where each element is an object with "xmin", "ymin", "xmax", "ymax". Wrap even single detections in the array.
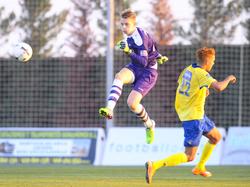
[
  {"xmin": 106, "ymin": 0, "xmax": 114, "ymax": 130},
  {"xmin": 238, "ymin": 45, "xmax": 244, "ymax": 127}
]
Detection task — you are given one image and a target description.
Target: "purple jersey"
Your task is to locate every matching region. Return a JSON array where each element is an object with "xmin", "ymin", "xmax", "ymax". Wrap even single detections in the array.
[{"xmin": 126, "ymin": 27, "xmax": 161, "ymax": 69}]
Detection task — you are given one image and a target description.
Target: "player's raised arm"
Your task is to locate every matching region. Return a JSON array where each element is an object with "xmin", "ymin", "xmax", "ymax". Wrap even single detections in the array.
[{"xmin": 210, "ymin": 75, "xmax": 237, "ymax": 92}]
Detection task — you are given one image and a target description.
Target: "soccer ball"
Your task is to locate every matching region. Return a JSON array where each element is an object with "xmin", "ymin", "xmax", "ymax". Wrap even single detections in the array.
[{"xmin": 12, "ymin": 42, "xmax": 33, "ymax": 62}]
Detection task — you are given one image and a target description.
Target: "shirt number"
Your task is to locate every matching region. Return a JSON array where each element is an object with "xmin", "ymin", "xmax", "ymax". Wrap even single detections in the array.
[
  {"xmin": 179, "ymin": 70, "xmax": 192, "ymax": 96},
  {"xmin": 179, "ymin": 80, "xmax": 190, "ymax": 96}
]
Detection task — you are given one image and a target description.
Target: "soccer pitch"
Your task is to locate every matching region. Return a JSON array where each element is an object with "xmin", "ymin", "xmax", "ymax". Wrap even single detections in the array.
[{"xmin": 0, "ymin": 165, "xmax": 250, "ymax": 187}]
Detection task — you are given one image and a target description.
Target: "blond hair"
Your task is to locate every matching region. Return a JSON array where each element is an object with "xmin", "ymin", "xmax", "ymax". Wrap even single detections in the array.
[
  {"xmin": 196, "ymin": 47, "xmax": 215, "ymax": 64},
  {"xmin": 120, "ymin": 9, "xmax": 136, "ymax": 20}
]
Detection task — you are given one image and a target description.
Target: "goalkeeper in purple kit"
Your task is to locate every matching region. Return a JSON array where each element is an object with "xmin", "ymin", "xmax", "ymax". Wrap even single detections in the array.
[{"xmin": 99, "ymin": 9, "xmax": 168, "ymax": 144}]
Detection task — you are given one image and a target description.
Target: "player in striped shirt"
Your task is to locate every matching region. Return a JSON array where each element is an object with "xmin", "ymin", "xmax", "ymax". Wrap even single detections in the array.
[{"xmin": 99, "ymin": 9, "xmax": 168, "ymax": 144}]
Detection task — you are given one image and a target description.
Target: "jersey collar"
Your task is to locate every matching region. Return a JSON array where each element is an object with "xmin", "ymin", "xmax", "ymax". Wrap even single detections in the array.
[
  {"xmin": 192, "ymin": 63, "xmax": 201, "ymax": 68},
  {"xmin": 127, "ymin": 27, "xmax": 138, "ymax": 38},
  {"xmin": 126, "ymin": 27, "xmax": 143, "ymax": 46}
]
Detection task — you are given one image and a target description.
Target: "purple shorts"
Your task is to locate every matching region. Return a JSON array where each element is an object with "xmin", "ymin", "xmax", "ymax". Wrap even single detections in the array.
[{"xmin": 125, "ymin": 63, "xmax": 158, "ymax": 97}]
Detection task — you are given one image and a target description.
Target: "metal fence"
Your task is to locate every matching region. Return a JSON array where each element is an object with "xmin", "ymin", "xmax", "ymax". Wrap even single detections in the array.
[{"xmin": 0, "ymin": 45, "xmax": 249, "ymax": 128}]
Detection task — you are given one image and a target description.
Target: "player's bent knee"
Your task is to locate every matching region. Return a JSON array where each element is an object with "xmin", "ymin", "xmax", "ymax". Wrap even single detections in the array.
[
  {"xmin": 209, "ymin": 134, "xmax": 222, "ymax": 144},
  {"xmin": 214, "ymin": 134, "xmax": 222, "ymax": 144},
  {"xmin": 127, "ymin": 100, "xmax": 137, "ymax": 112},
  {"xmin": 214, "ymin": 131, "xmax": 222, "ymax": 144},
  {"xmin": 114, "ymin": 73, "xmax": 122, "ymax": 80}
]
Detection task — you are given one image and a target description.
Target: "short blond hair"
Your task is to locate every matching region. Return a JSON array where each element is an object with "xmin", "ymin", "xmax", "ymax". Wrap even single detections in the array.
[
  {"xmin": 196, "ymin": 47, "xmax": 215, "ymax": 64},
  {"xmin": 120, "ymin": 9, "xmax": 136, "ymax": 20}
]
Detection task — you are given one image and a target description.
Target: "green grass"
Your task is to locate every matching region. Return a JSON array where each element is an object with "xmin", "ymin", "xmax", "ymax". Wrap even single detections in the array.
[{"xmin": 0, "ymin": 165, "xmax": 249, "ymax": 187}]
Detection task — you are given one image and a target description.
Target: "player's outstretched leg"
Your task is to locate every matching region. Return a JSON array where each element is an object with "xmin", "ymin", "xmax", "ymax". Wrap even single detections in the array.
[
  {"xmin": 99, "ymin": 107, "xmax": 113, "ymax": 119},
  {"xmin": 145, "ymin": 161, "xmax": 155, "ymax": 184}
]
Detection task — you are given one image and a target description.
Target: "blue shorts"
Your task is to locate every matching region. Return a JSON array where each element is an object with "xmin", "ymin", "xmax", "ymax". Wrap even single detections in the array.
[
  {"xmin": 182, "ymin": 115, "xmax": 215, "ymax": 147},
  {"xmin": 125, "ymin": 63, "xmax": 158, "ymax": 97}
]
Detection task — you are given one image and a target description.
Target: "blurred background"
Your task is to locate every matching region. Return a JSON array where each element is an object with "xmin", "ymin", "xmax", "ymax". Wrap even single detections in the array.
[
  {"xmin": 0, "ymin": 0, "xmax": 249, "ymax": 128},
  {"xmin": 0, "ymin": 0, "xmax": 249, "ymax": 166}
]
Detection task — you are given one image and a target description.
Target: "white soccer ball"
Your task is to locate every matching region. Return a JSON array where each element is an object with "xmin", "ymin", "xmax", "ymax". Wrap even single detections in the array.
[{"xmin": 12, "ymin": 42, "xmax": 33, "ymax": 62}]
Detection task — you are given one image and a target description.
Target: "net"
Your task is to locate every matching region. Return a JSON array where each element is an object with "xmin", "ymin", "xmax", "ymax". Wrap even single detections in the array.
[
  {"xmin": 0, "ymin": 57, "xmax": 106, "ymax": 127},
  {"xmin": 0, "ymin": 45, "xmax": 249, "ymax": 128}
]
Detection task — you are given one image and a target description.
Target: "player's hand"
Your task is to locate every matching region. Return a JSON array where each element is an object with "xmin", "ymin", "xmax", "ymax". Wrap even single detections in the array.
[
  {"xmin": 117, "ymin": 40, "xmax": 132, "ymax": 54},
  {"xmin": 157, "ymin": 55, "xmax": 168, "ymax": 65},
  {"xmin": 228, "ymin": 75, "xmax": 237, "ymax": 84}
]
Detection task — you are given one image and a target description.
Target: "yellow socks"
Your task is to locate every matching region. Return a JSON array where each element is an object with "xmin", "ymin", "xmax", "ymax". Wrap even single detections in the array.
[
  {"xmin": 153, "ymin": 152, "xmax": 188, "ymax": 170},
  {"xmin": 152, "ymin": 142, "xmax": 216, "ymax": 172},
  {"xmin": 196, "ymin": 142, "xmax": 215, "ymax": 171}
]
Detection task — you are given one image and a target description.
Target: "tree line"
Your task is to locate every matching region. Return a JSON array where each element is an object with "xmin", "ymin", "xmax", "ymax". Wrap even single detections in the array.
[{"xmin": 0, "ymin": 0, "xmax": 249, "ymax": 58}]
